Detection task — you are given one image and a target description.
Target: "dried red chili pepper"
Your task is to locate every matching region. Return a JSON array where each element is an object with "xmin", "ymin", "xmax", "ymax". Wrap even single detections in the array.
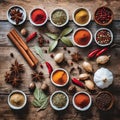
[
  {"xmin": 72, "ymin": 78, "xmax": 85, "ymax": 88},
  {"xmin": 45, "ymin": 62, "xmax": 53, "ymax": 75},
  {"xmin": 96, "ymin": 47, "xmax": 108, "ymax": 57},
  {"xmin": 88, "ymin": 48, "xmax": 101, "ymax": 58},
  {"xmin": 26, "ymin": 32, "xmax": 37, "ymax": 42}
]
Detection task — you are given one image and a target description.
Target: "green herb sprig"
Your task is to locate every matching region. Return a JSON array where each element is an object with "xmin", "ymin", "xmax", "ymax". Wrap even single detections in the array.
[
  {"xmin": 32, "ymin": 88, "xmax": 49, "ymax": 112},
  {"xmin": 46, "ymin": 27, "xmax": 73, "ymax": 52}
]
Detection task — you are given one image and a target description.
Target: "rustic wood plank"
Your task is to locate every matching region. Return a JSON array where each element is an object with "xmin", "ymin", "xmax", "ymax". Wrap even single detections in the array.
[
  {"xmin": 0, "ymin": 21, "xmax": 120, "ymax": 47},
  {"xmin": 0, "ymin": 0, "xmax": 120, "ymax": 20}
]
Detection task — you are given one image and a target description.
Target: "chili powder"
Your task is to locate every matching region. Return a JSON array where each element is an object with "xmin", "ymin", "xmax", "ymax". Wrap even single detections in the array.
[{"xmin": 31, "ymin": 9, "xmax": 46, "ymax": 24}]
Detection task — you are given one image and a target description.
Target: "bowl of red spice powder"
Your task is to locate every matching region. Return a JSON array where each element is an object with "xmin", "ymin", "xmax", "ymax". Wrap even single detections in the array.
[
  {"xmin": 94, "ymin": 28, "xmax": 113, "ymax": 47},
  {"xmin": 72, "ymin": 91, "xmax": 92, "ymax": 111},
  {"xmin": 94, "ymin": 6, "xmax": 113, "ymax": 26},
  {"xmin": 51, "ymin": 68, "xmax": 69, "ymax": 87},
  {"xmin": 73, "ymin": 28, "xmax": 93, "ymax": 48},
  {"xmin": 29, "ymin": 8, "xmax": 48, "ymax": 26}
]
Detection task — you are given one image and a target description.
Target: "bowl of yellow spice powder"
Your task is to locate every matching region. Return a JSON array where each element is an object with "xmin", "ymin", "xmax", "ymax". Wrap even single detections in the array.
[
  {"xmin": 50, "ymin": 90, "xmax": 69, "ymax": 111},
  {"xmin": 50, "ymin": 8, "xmax": 69, "ymax": 27},
  {"xmin": 51, "ymin": 68, "xmax": 69, "ymax": 87},
  {"xmin": 8, "ymin": 90, "xmax": 27, "ymax": 110},
  {"xmin": 73, "ymin": 7, "xmax": 91, "ymax": 26}
]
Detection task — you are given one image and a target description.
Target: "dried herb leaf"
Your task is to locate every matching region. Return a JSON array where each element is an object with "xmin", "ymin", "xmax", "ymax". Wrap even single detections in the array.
[
  {"xmin": 32, "ymin": 88, "xmax": 48, "ymax": 111},
  {"xmin": 49, "ymin": 40, "xmax": 58, "ymax": 52},
  {"xmin": 60, "ymin": 27, "xmax": 73, "ymax": 36},
  {"xmin": 46, "ymin": 33, "xmax": 58, "ymax": 40},
  {"xmin": 34, "ymin": 46, "xmax": 44, "ymax": 60},
  {"xmin": 61, "ymin": 37, "xmax": 73, "ymax": 46}
]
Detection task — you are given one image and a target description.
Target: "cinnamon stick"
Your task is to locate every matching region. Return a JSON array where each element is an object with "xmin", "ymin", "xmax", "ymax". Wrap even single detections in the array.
[
  {"xmin": 7, "ymin": 32, "xmax": 35, "ymax": 68},
  {"xmin": 11, "ymin": 29, "xmax": 38, "ymax": 65}
]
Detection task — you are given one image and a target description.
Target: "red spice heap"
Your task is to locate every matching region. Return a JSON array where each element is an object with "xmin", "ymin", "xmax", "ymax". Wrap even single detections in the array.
[
  {"xmin": 31, "ymin": 9, "xmax": 46, "ymax": 24},
  {"xmin": 75, "ymin": 93, "xmax": 90, "ymax": 108},
  {"xmin": 74, "ymin": 30, "xmax": 91, "ymax": 46},
  {"xmin": 95, "ymin": 7, "xmax": 113, "ymax": 25}
]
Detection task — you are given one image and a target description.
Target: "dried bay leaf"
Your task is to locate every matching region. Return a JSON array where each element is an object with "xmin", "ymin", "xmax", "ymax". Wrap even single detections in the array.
[
  {"xmin": 61, "ymin": 37, "xmax": 73, "ymax": 46},
  {"xmin": 60, "ymin": 27, "xmax": 73, "ymax": 36},
  {"xmin": 49, "ymin": 40, "xmax": 58, "ymax": 52},
  {"xmin": 46, "ymin": 33, "xmax": 58, "ymax": 40}
]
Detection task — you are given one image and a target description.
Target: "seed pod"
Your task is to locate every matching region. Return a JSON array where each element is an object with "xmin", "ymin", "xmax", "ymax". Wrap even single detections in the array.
[
  {"xmin": 82, "ymin": 61, "xmax": 93, "ymax": 73},
  {"xmin": 79, "ymin": 73, "xmax": 90, "ymax": 80},
  {"xmin": 85, "ymin": 80, "xmax": 95, "ymax": 90},
  {"xmin": 96, "ymin": 55, "xmax": 111, "ymax": 64}
]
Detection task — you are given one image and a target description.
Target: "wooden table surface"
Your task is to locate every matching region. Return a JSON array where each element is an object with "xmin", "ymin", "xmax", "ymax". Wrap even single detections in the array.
[{"xmin": 0, "ymin": 0, "xmax": 120, "ymax": 120}]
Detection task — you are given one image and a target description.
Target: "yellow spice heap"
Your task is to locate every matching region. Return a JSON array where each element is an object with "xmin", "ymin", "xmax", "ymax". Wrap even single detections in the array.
[{"xmin": 75, "ymin": 9, "xmax": 89, "ymax": 24}]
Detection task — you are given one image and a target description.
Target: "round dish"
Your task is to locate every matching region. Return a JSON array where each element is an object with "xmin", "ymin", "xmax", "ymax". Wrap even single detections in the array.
[
  {"xmin": 29, "ymin": 8, "xmax": 48, "ymax": 26},
  {"xmin": 94, "ymin": 28, "xmax": 113, "ymax": 47},
  {"xmin": 72, "ymin": 7, "xmax": 91, "ymax": 26},
  {"xmin": 50, "ymin": 8, "xmax": 69, "ymax": 27},
  {"xmin": 94, "ymin": 6, "xmax": 113, "ymax": 26},
  {"xmin": 7, "ymin": 5, "xmax": 26, "ymax": 25},
  {"xmin": 51, "ymin": 68, "xmax": 69, "ymax": 87},
  {"xmin": 8, "ymin": 90, "xmax": 27, "ymax": 110},
  {"xmin": 72, "ymin": 91, "xmax": 92, "ymax": 111},
  {"xmin": 95, "ymin": 91, "xmax": 114, "ymax": 111},
  {"xmin": 72, "ymin": 28, "xmax": 93, "ymax": 48},
  {"xmin": 50, "ymin": 90, "xmax": 69, "ymax": 111}
]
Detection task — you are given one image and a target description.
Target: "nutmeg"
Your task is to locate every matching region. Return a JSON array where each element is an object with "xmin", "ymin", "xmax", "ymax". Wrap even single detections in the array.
[
  {"xmin": 41, "ymin": 83, "xmax": 48, "ymax": 91},
  {"xmin": 20, "ymin": 28, "xmax": 27, "ymax": 36},
  {"xmin": 29, "ymin": 82, "xmax": 36, "ymax": 92},
  {"xmin": 68, "ymin": 85, "xmax": 76, "ymax": 93}
]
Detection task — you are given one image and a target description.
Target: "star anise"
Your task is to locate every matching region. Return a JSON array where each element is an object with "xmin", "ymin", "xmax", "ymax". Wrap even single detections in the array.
[
  {"xmin": 10, "ymin": 60, "xmax": 24, "ymax": 75},
  {"xmin": 10, "ymin": 8, "xmax": 23, "ymax": 24},
  {"xmin": 71, "ymin": 52, "xmax": 83, "ymax": 62},
  {"xmin": 11, "ymin": 76, "xmax": 22, "ymax": 87},
  {"xmin": 31, "ymin": 72, "xmax": 44, "ymax": 82},
  {"xmin": 5, "ymin": 72, "xmax": 12, "ymax": 83},
  {"xmin": 38, "ymin": 34, "xmax": 45, "ymax": 47}
]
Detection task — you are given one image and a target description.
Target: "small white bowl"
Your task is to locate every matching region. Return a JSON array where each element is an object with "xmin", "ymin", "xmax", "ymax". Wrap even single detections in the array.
[
  {"xmin": 7, "ymin": 5, "xmax": 26, "ymax": 25},
  {"xmin": 72, "ymin": 7, "xmax": 91, "ymax": 26},
  {"xmin": 8, "ymin": 90, "xmax": 27, "ymax": 110},
  {"xmin": 50, "ymin": 8, "xmax": 69, "ymax": 27},
  {"xmin": 51, "ymin": 68, "xmax": 69, "ymax": 87},
  {"xmin": 72, "ymin": 28, "xmax": 93, "ymax": 48},
  {"xmin": 50, "ymin": 90, "xmax": 69, "ymax": 111},
  {"xmin": 94, "ymin": 28, "xmax": 113, "ymax": 47},
  {"xmin": 29, "ymin": 8, "xmax": 48, "ymax": 26},
  {"xmin": 72, "ymin": 91, "xmax": 92, "ymax": 111}
]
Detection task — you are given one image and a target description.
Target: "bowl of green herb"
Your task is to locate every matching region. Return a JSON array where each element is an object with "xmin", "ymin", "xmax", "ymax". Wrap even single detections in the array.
[
  {"xmin": 50, "ymin": 8, "xmax": 69, "ymax": 27},
  {"xmin": 50, "ymin": 90, "xmax": 69, "ymax": 111}
]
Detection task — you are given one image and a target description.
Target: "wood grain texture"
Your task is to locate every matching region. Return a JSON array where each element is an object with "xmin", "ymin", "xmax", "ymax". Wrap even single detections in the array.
[
  {"xmin": 0, "ymin": 0, "xmax": 120, "ymax": 20},
  {"xmin": 0, "ymin": 0, "xmax": 120, "ymax": 120}
]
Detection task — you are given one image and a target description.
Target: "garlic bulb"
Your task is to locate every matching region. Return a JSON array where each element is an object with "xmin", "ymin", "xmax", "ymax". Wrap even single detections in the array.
[
  {"xmin": 54, "ymin": 53, "xmax": 64, "ymax": 63},
  {"xmin": 96, "ymin": 55, "xmax": 111, "ymax": 64},
  {"xmin": 79, "ymin": 73, "xmax": 90, "ymax": 80},
  {"xmin": 82, "ymin": 61, "xmax": 93, "ymax": 72},
  {"xmin": 94, "ymin": 67, "xmax": 113, "ymax": 89},
  {"xmin": 85, "ymin": 80, "xmax": 95, "ymax": 90}
]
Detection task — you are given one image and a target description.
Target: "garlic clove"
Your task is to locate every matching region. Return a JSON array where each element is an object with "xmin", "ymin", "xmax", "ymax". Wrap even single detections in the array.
[
  {"xmin": 79, "ymin": 73, "xmax": 90, "ymax": 80},
  {"xmin": 85, "ymin": 80, "xmax": 95, "ymax": 90},
  {"xmin": 82, "ymin": 61, "xmax": 93, "ymax": 73},
  {"xmin": 96, "ymin": 55, "xmax": 111, "ymax": 65},
  {"xmin": 54, "ymin": 53, "xmax": 64, "ymax": 63}
]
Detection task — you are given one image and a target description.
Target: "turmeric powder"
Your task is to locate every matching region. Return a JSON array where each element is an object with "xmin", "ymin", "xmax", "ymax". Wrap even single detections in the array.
[
  {"xmin": 52, "ymin": 70, "xmax": 67, "ymax": 85},
  {"xmin": 75, "ymin": 9, "xmax": 89, "ymax": 24}
]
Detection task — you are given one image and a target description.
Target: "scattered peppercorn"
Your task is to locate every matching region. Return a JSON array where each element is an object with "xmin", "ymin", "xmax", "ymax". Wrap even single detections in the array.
[
  {"xmin": 40, "ymin": 64, "xmax": 43, "ymax": 69},
  {"xmin": 63, "ymin": 46, "xmax": 67, "ymax": 50},
  {"xmin": 50, "ymin": 54, "xmax": 54, "ymax": 58},
  {"xmin": 10, "ymin": 53, "xmax": 14, "ymax": 58},
  {"xmin": 44, "ymin": 50, "xmax": 47, "ymax": 53},
  {"xmin": 68, "ymin": 50, "xmax": 71, "ymax": 54}
]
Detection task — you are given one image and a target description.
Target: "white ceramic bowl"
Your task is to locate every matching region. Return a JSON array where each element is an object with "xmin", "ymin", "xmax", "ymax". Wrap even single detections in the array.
[
  {"xmin": 72, "ymin": 28, "xmax": 93, "ymax": 48},
  {"xmin": 72, "ymin": 7, "xmax": 91, "ymax": 26},
  {"xmin": 51, "ymin": 68, "xmax": 69, "ymax": 87},
  {"xmin": 94, "ymin": 28, "xmax": 113, "ymax": 47},
  {"xmin": 50, "ymin": 8, "xmax": 69, "ymax": 27},
  {"xmin": 8, "ymin": 90, "xmax": 27, "ymax": 110},
  {"xmin": 29, "ymin": 8, "xmax": 48, "ymax": 26},
  {"xmin": 7, "ymin": 5, "xmax": 26, "ymax": 25},
  {"xmin": 50, "ymin": 90, "xmax": 69, "ymax": 111},
  {"xmin": 72, "ymin": 91, "xmax": 92, "ymax": 111}
]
